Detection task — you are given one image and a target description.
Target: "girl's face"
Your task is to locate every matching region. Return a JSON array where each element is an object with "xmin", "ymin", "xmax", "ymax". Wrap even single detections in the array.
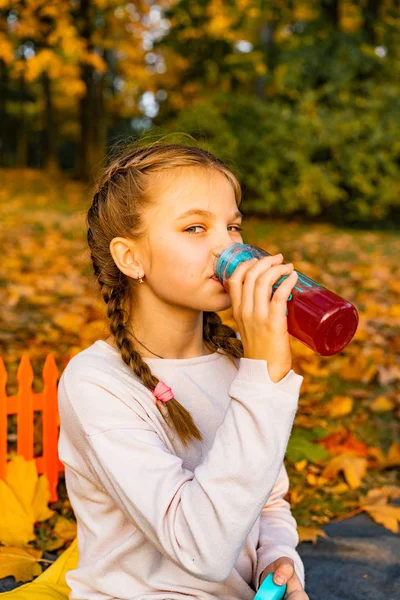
[{"xmin": 138, "ymin": 166, "xmax": 244, "ymax": 312}]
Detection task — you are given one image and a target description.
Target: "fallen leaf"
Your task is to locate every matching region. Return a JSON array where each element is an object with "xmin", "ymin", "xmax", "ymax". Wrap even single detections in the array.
[
  {"xmin": 369, "ymin": 395, "xmax": 395, "ymax": 412},
  {"xmin": 53, "ymin": 515, "xmax": 77, "ymax": 541},
  {"xmin": 0, "ymin": 546, "xmax": 43, "ymax": 582},
  {"xmin": 294, "ymin": 460, "xmax": 308, "ymax": 472},
  {"xmin": 363, "ymin": 505, "xmax": 400, "ymax": 534},
  {"xmin": 327, "ymin": 482, "xmax": 350, "ymax": 494},
  {"xmin": 322, "ymin": 453, "xmax": 367, "ymax": 489},
  {"xmin": 297, "ymin": 526, "xmax": 328, "ymax": 543},
  {"xmin": 0, "ymin": 456, "xmax": 54, "ymax": 546},
  {"xmin": 319, "ymin": 429, "xmax": 368, "ymax": 457},
  {"xmin": 368, "ymin": 443, "xmax": 400, "ymax": 469},
  {"xmin": 325, "ymin": 396, "xmax": 354, "ymax": 418}
]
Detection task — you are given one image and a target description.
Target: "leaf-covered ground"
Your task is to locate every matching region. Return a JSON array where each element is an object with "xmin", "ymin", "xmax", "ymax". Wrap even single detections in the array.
[{"xmin": 1, "ymin": 168, "xmax": 399, "ymax": 564}]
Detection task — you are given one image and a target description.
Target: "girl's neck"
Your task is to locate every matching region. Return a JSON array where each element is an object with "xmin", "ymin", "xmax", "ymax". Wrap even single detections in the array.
[{"xmin": 104, "ymin": 336, "xmax": 214, "ymax": 359}]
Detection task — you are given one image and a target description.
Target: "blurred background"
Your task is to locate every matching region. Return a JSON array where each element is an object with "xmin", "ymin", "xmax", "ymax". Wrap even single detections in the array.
[
  {"xmin": 1, "ymin": 0, "xmax": 399, "ymax": 226},
  {"xmin": 0, "ymin": 1, "xmax": 399, "ymax": 572}
]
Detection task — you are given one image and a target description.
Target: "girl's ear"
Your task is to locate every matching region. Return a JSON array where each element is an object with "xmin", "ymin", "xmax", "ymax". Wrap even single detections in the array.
[{"xmin": 109, "ymin": 237, "xmax": 143, "ymax": 278}]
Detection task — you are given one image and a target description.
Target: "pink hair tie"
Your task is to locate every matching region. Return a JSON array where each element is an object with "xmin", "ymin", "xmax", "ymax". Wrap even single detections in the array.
[{"xmin": 153, "ymin": 380, "xmax": 174, "ymax": 403}]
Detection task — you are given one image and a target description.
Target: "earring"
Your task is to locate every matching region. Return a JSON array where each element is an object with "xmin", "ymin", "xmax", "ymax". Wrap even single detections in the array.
[{"xmin": 137, "ymin": 275, "xmax": 144, "ymax": 283}]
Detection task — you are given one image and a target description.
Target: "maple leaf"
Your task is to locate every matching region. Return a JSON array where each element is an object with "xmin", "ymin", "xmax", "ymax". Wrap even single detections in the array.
[
  {"xmin": 321, "ymin": 453, "xmax": 368, "ymax": 489},
  {"xmin": 367, "ymin": 443, "xmax": 400, "ymax": 469},
  {"xmin": 319, "ymin": 429, "xmax": 368, "ymax": 456},
  {"xmin": 40, "ymin": 515, "xmax": 77, "ymax": 552},
  {"xmin": 0, "ymin": 455, "xmax": 54, "ymax": 546},
  {"xmin": 0, "ymin": 546, "xmax": 43, "ymax": 583},
  {"xmin": 364, "ymin": 504, "xmax": 400, "ymax": 534},
  {"xmin": 297, "ymin": 526, "xmax": 328, "ymax": 544},
  {"xmin": 53, "ymin": 515, "xmax": 77, "ymax": 541},
  {"xmin": 369, "ymin": 395, "xmax": 395, "ymax": 412},
  {"xmin": 338, "ymin": 488, "xmax": 400, "ymax": 534},
  {"xmin": 324, "ymin": 395, "xmax": 354, "ymax": 418}
]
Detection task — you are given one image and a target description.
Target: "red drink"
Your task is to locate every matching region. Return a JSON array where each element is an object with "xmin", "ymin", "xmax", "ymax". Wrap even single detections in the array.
[{"xmin": 214, "ymin": 243, "xmax": 359, "ymax": 357}]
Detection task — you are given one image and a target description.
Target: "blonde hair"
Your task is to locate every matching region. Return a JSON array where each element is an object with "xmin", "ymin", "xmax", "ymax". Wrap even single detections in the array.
[{"xmin": 86, "ymin": 138, "xmax": 244, "ymax": 447}]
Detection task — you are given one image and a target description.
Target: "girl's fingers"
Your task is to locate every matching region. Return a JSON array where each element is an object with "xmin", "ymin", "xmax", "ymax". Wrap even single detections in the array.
[
  {"xmin": 228, "ymin": 258, "xmax": 258, "ymax": 322},
  {"xmin": 253, "ymin": 263, "xmax": 296, "ymax": 326},
  {"xmin": 239, "ymin": 255, "xmax": 284, "ymax": 320},
  {"xmin": 267, "ymin": 269, "xmax": 298, "ymax": 327},
  {"xmin": 284, "ymin": 592, "xmax": 310, "ymax": 600}
]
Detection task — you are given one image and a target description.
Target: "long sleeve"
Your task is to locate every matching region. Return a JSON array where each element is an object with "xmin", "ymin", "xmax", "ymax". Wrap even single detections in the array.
[
  {"xmin": 253, "ymin": 462, "xmax": 305, "ymax": 591},
  {"xmin": 62, "ymin": 357, "xmax": 303, "ymax": 584}
]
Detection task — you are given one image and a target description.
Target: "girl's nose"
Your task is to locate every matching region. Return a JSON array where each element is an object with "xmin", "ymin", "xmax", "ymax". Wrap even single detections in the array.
[{"xmin": 213, "ymin": 241, "xmax": 236, "ymax": 259}]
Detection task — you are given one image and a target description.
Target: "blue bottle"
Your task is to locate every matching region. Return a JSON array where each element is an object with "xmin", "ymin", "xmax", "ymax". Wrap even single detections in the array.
[
  {"xmin": 254, "ymin": 572, "xmax": 287, "ymax": 600},
  {"xmin": 214, "ymin": 242, "xmax": 359, "ymax": 357}
]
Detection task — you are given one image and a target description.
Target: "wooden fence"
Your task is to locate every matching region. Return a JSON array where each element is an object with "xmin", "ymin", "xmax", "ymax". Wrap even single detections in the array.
[{"xmin": 0, "ymin": 352, "xmax": 70, "ymax": 502}]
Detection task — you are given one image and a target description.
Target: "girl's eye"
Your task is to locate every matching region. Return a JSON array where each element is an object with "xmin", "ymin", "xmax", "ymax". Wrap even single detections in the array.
[{"xmin": 185, "ymin": 225, "xmax": 244, "ymax": 235}]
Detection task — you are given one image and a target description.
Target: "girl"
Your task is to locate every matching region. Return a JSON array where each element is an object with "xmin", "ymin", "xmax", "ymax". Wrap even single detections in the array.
[{"xmin": 57, "ymin": 141, "xmax": 309, "ymax": 600}]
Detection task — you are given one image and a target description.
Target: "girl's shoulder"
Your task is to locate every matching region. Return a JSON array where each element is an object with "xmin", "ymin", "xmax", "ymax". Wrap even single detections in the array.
[{"xmin": 58, "ymin": 341, "xmax": 158, "ymax": 436}]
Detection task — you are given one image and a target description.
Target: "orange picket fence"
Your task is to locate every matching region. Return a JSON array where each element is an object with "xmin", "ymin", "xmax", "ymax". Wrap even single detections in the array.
[{"xmin": 0, "ymin": 352, "xmax": 71, "ymax": 502}]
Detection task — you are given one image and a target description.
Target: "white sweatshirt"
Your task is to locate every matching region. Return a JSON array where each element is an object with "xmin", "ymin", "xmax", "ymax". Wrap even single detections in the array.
[{"xmin": 57, "ymin": 331, "xmax": 305, "ymax": 600}]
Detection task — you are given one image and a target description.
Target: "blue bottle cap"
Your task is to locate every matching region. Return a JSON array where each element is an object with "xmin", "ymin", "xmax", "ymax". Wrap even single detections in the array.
[{"xmin": 254, "ymin": 572, "xmax": 287, "ymax": 600}]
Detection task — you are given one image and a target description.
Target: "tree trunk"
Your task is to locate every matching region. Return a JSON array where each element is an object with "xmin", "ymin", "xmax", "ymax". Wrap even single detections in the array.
[
  {"xmin": 42, "ymin": 73, "xmax": 59, "ymax": 172},
  {"xmin": 78, "ymin": 0, "xmax": 105, "ymax": 181},
  {"xmin": 321, "ymin": 0, "xmax": 340, "ymax": 28},
  {"xmin": 255, "ymin": 20, "xmax": 275, "ymax": 101},
  {"xmin": 0, "ymin": 59, "xmax": 8, "ymax": 166},
  {"xmin": 93, "ymin": 73, "xmax": 106, "ymax": 169},
  {"xmin": 16, "ymin": 73, "xmax": 28, "ymax": 167},
  {"xmin": 364, "ymin": 0, "xmax": 380, "ymax": 45}
]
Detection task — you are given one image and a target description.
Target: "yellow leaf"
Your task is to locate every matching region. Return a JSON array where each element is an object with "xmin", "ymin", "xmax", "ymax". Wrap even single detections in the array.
[
  {"xmin": 0, "ymin": 480, "xmax": 35, "ymax": 546},
  {"xmin": 322, "ymin": 454, "xmax": 367, "ymax": 489},
  {"xmin": 0, "ymin": 456, "xmax": 54, "ymax": 547},
  {"xmin": 42, "ymin": 535, "xmax": 66, "ymax": 552},
  {"xmin": 82, "ymin": 52, "xmax": 107, "ymax": 73},
  {"xmin": 329, "ymin": 482, "xmax": 350, "ymax": 494},
  {"xmin": 53, "ymin": 516, "xmax": 77, "ymax": 541},
  {"xmin": 0, "ymin": 34, "xmax": 13, "ymax": 64},
  {"xmin": 32, "ymin": 475, "xmax": 55, "ymax": 522},
  {"xmin": 387, "ymin": 443, "xmax": 400, "ymax": 467},
  {"xmin": 289, "ymin": 489, "xmax": 304, "ymax": 504},
  {"xmin": 380, "ymin": 486, "xmax": 400, "ymax": 500},
  {"xmin": 364, "ymin": 505, "xmax": 400, "ymax": 534},
  {"xmin": 306, "ymin": 473, "xmax": 317, "ymax": 486},
  {"xmin": 6, "ymin": 456, "xmax": 37, "ymax": 519},
  {"xmin": 53, "ymin": 312, "xmax": 86, "ymax": 333},
  {"xmin": 0, "ymin": 546, "xmax": 42, "ymax": 583},
  {"xmin": 326, "ymin": 396, "xmax": 354, "ymax": 418},
  {"xmin": 317, "ymin": 476, "xmax": 329, "ymax": 486},
  {"xmin": 359, "ymin": 488, "xmax": 388, "ymax": 506},
  {"xmin": 300, "ymin": 361, "xmax": 330, "ymax": 377},
  {"xmin": 361, "ymin": 363, "xmax": 379, "ymax": 384},
  {"xmin": 368, "ymin": 443, "xmax": 400, "ymax": 469},
  {"xmin": 369, "ymin": 395, "xmax": 395, "ymax": 412},
  {"xmin": 294, "ymin": 459, "xmax": 308, "ymax": 472},
  {"xmin": 297, "ymin": 526, "xmax": 328, "ymax": 543}
]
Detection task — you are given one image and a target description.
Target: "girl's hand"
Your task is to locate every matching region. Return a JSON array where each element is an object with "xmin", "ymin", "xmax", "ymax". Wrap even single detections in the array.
[
  {"xmin": 259, "ymin": 556, "xmax": 309, "ymax": 600},
  {"xmin": 227, "ymin": 255, "xmax": 298, "ymax": 383}
]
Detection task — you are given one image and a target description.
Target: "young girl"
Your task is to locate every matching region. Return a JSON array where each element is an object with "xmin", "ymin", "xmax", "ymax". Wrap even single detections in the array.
[{"xmin": 57, "ymin": 142, "xmax": 309, "ymax": 600}]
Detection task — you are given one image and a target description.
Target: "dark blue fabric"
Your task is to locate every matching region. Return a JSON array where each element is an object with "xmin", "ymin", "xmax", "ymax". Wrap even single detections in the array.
[
  {"xmin": 0, "ymin": 505, "xmax": 399, "ymax": 598},
  {"xmin": 297, "ymin": 500, "xmax": 400, "ymax": 600}
]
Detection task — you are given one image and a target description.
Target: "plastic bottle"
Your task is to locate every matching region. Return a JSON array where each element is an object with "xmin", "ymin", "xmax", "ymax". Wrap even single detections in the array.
[
  {"xmin": 214, "ymin": 243, "xmax": 359, "ymax": 357},
  {"xmin": 254, "ymin": 573, "xmax": 286, "ymax": 600}
]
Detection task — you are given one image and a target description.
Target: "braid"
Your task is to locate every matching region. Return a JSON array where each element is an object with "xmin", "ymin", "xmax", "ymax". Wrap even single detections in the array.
[
  {"xmin": 86, "ymin": 140, "xmax": 244, "ymax": 448},
  {"xmin": 102, "ymin": 280, "xmax": 205, "ymax": 447},
  {"xmin": 203, "ymin": 312, "xmax": 244, "ymax": 365}
]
